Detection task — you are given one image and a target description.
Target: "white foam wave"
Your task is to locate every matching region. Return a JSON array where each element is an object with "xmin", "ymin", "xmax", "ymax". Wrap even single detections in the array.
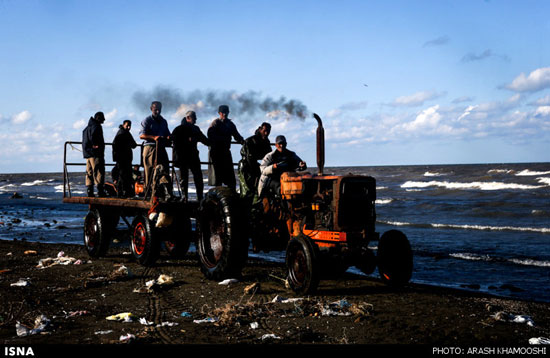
[
  {"xmin": 516, "ymin": 169, "xmax": 550, "ymax": 176},
  {"xmin": 424, "ymin": 171, "xmax": 446, "ymax": 177},
  {"xmin": 0, "ymin": 184, "xmax": 17, "ymax": 191},
  {"xmin": 401, "ymin": 180, "xmax": 544, "ymax": 191},
  {"xmin": 537, "ymin": 177, "xmax": 550, "ymax": 186},
  {"xmin": 379, "ymin": 220, "xmax": 550, "ymax": 233},
  {"xmin": 21, "ymin": 179, "xmax": 55, "ymax": 186},
  {"xmin": 375, "ymin": 199, "xmax": 393, "ymax": 205},
  {"xmin": 450, "ymin": 253, "xmax": 491, "ymax": 261},
  {"xmin": 450, "ymin": 253, "xmax": 550, "ymax": 268}
]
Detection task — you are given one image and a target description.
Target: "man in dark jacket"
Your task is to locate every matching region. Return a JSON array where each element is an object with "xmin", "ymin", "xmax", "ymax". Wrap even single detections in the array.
[
  {"xmin": 207, "ymin": 105, "xmax": 244, "ymax": 190},
  {"xmin": 238, "ymin": 122, "xmax": 272, "ymax": 200},
  {"xmin": 82, "ymin": 112, "xmax": 106, "ymax": 197},
  {"xmin": 112, "ymin": 120, "xmax": 137, "ymax": 197},
  {"xmin": 172, "ymin": 111, "xmax": 209, "ymax": 202}
]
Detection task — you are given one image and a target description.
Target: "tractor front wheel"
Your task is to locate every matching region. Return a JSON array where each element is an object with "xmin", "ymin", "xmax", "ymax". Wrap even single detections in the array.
[{"xmin": 286, "ymin": 234, "xmax": 320, "ymax": 295}]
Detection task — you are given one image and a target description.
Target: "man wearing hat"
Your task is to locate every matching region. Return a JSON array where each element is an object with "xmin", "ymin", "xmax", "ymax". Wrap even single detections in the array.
[
  {"xmin": 257, "ymin": 135, "xmax": 306, "ymax": 197},
  {"xmin": 82, "ymin": 111, "xmax": 106, "ymax": 197},
  {"xmin": 207, "ymin": 105, "xmax": 245, "ymax": 190},
  {"xmin": 171, "ymin": 110, "xmax": 209, "ymax": 202}
]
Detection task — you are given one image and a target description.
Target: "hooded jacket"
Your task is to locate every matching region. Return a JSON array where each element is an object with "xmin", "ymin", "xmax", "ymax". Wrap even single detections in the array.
[
  {"xmin": 82, "ymin": 117, "xmax": 105, "ymax": 159},
  {"xmin": 112, "ymin": 127, "xmax": 137, "ymax": 163}
]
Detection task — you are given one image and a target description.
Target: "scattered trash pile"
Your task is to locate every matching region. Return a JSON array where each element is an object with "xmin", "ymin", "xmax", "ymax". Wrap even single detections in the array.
[
  {"xmin": 194, "ymin": 296, "xmax": 374, "ymax": 328},
  {"xmin": 37, "ymin": 251, "xmax": 88, "ymax": 269}
]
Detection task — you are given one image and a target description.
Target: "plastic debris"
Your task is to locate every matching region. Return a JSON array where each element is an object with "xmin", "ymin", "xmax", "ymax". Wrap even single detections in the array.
[
  {"xmin": 139, "ymin": 318, "xmax": 154, "ymax": 326},
  {"xmin": 261, "ymin": 333, "xmax": 282, "ymax": 341},
  {"xmin": 250, "ymin": 322, "xmax": 259, "ymax": 330},
  {"xmin": 157, "ymin": 274, "xmax": 173, "ymax": 285},
  {"xmin": 10, "ymin": 279, "xmax": 29, "ymax": 287},
  {"xmin": 106, "ymin": 312, "xmax": 135, "ymax": 322},
  {"xmin": 37, "ymin": 255, "xmax": 81, "ymax": 269},
  {"xmin": 492, "ymin": 311, "xmax": 535, "ymax": 327},
  {"xmin": 16, "ymin": 315, "xmax": 51, "ymax": 337},
  {"xmin": 156, "ymin": 322, "xmax": 178, "ymax": 327},
  {"xmin": 68, "ymin": 310, "xmax": 90, "ymax": 317},
  {"xmin": 119, "ymin": 333, "xmax": 135, "ymax": 342},
  {"xmin": 218, "ymin": 278, "xmax": 239, "ymax": 286},
  {"xmin": 271, "ymin": 295, "xmax": 304, "ymax": 304},
  {"xmin": 529, "ymin": 337, "xmax": 550, "ymax": 345},
  {"xmin": 193, "ymin": 317, "xmax": 219, "ymax": 324},
  {"xmin": 94, "ymin": 330, "xmax": 113, "ymax": 335},
  {"xmin": 57, "ymin": 251, "xmax": 65, "ymax": 258},
  {"xmin": 180, "ymin": 312, "xmax": 192, "ymax": 318},
  {"xmin": 24, "ymin": 250, "xmax": 37, "ymax": 256},
  {"xmin": 140, "ymin": 274, "xmax": 174, "ymax": 292}
]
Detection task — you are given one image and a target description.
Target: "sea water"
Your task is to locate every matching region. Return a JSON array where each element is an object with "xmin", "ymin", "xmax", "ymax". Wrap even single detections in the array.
[{"xmin": 1, "ymin": 163, "xmax": 549, "ymax": 302}]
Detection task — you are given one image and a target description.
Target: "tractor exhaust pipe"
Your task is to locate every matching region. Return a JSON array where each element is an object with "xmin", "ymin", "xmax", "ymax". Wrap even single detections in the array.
[{"xmin": 313, "ymin": 113, "xmax": 324, "ymax": 176}]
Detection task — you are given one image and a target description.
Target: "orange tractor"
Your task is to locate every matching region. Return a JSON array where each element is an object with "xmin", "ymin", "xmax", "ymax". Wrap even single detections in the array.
[{"xmin": 197, "ymin": 114, "xmax": 413, "ymax": 294}]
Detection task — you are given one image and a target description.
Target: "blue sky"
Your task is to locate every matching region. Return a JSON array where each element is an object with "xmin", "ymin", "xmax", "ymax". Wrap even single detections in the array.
[{"xmin": 1, "ymin": 0, "xmax": 549, "ymax": 173}]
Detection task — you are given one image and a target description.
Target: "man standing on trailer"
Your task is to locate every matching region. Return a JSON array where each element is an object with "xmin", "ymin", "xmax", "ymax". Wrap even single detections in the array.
[
  {"xmin": 238, "ymin": 122, "xmax": 272, "ymax": 200},
  {"xmin": 82, "ymin": 111, "xmax": 106, "ymax": 197},
  {"xmin": 112, "ymin": 120, "xmax": 137, "ymax": 197},
  {"xmin": 139, "ymin": 101, "xmax": 171, "ymax": 195},
  {"xmin": 207, "ymin": 105, "xmax": 244, "ymax": 190},
  {"xmin": 172, "ymin": 110, "xmax": 209, "ymax": 202}
]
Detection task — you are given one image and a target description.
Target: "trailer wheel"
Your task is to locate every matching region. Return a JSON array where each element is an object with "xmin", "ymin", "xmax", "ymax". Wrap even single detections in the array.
[
  {"xmin": 83, "ymin": 209, "xmax": 112, "ymax": 258},
  {"xmin": 164, "ymin": 215, "xmax": 192, "ymax": 258},
  {"xmin": 377, "ymin": 230, "xmax": 413, "ymax": 286},
  {"xmin": 131, "ymin": 214, "xmax": 160, "ymax": 266},
  {"xmin": 286, "ymin": 234, "xmax": 320, "ymax": 295},
  {"xmin": 197, "ymin": 187, "xmax": 247, "ymax": 280}
]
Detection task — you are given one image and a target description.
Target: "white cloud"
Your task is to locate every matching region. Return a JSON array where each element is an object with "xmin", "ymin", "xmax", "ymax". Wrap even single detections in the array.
[
  {"xmin": 535, "ymin": 106, "xmax": 550, "ymax": 117},
  {"xmin": 103, "ymin": 109, "xmax": 118, "ymax": 127},
  {"xmin": 504, "ymin": 67, "xmax": 550, "ymax": 93},
  {"xmin": 11, "ymin": 110, "xmax": 32, "ymax": 124},
  {"xmin": 390, "ymin": 91, "xmax": 445, "ymax": 107},
  {"xmin": 73, "ymin": 118, "xmax": 87, "ymax": 129},
  {"xmin": 402, "ymin": 105, "xmax": 442, "ymax": 131}
]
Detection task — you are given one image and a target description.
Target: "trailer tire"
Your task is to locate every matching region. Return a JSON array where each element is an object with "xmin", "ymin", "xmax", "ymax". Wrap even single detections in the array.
[
  {"xmin": 377, "ymin": 229, "xmax": 413, "ymax": 286},
  {"xmin": 83, "ymin": 208, "xmax": 112, "ymax": 258},
  {"xmin": 197, "ymin": 187, "xmax": 247, "ymax": 280},
  {"xmin": 131, "ymin": 214, "xmax": 160, "ymax": 266},
  {"xmin": 286, "ymin": 234, "xmax": 320, "ymax": 295}
]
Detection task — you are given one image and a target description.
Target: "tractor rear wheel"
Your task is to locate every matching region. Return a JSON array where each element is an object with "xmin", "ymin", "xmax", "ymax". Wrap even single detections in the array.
[
  {"xmin": 197, "ymin": 187, "xmax": 247, "ymax": 280},
  {"xmin": 286, "ymin": 234, "xmax": 320, "ymax": 295},
  {"xmin": 377, "ymin": 229, "xmax": 413, "ymax": 286},
  {"xmin": 83, "ymin": 208, "xmax": 115, "ymax": 258},
  {"xmin": 131, "ymin": 214, "xmax": 160, "ymax": 266}
]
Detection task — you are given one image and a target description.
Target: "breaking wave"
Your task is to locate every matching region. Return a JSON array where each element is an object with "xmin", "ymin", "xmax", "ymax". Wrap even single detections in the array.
[
  {"xmin": 537, "ymin": 177, "xmax": 550, "ymax": 186},
  {"xmin": 488, "ymin": 169, "xmax": 515, "ymax": 175},
  {"xmin": 21, "ymin": 179, "xmax": 55, "ymax": 186},
  {"xmin": 450, "ymin": 253, "xmax": 550, "ymax": 268},
  {"xmin": 401, "ymin": 180, "xmax": 544, "ymax": 191},
  {"xmin": 516, "ymin": 169, "xmax": 550, "ymax": 176},
  {"xmin": 379, "ymin": 220, "xmax": 550, "ymax": 234},
  {"xmin": 375, "ymin": 198, "xmax": 393, "ymax": 205},
  {"xmin": 424, "ymin": 171, "xmax": 447, "ymax": 177}
]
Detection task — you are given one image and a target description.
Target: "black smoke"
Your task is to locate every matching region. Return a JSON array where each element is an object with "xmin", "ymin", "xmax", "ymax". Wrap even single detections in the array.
[{"xmin": 131, "ymin": 86, "xmax": 309, "ymax": 120}]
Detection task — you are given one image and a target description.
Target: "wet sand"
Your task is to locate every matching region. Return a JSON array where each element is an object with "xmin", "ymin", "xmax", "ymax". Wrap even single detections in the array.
[{"xmin": 1, "ymin": 239, "xmax": 549, "ymax": 353}]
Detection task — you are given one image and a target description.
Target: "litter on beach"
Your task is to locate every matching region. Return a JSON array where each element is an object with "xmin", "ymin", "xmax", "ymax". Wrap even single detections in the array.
[
  {"xmin": 119, "ymin": 333, "xmax": 135, "ymax": 342},
  {"xmin": 36, "ymin": 254, "xmax": 83, "ymax": 269},
  {"xmin": 106, "ymin": 312, "xmax": 135, "ymax": 322},
  {"xmin": 529, "ymin": 337, "xmax": 550, "ymax": 345},
  {"xmin": 140, "ymin": 274, "xmax": 174, "ymax": 292},
  {"xmin": 139, "ymin": 318, "xmax": 154, "ymax": 326},
  {"xmin": 15, "ymin": 315, "xmax": 51, "ymax": 337},
  {"xmin": 180, "ymin": 312, "xmax": 192, "ymax": 318},
  {"xmin": 94, "ymin": 330, "xmax": 113, "ymax": 335},
  {"xmin": 261, "ymin": 333, "xmax": 282, "ymax": 340},
  {"xmin": 218, "ymin": 278, "xmax": 239, "ymax": 285},
  {"xmin": 271, "ymin": 295, "xmax": 304, "ymax": 303},
  {"xmin": 492, "ymin": 311, "xmax": 535, "ymax": 327},
  {"xmin": 193, "ymin": 317, "xmax": 219, "ymax": 324},
  {"xmin": 10, "ymin": 279, "xmax": 30, "ymax": 287},
  {"xmin": 250, "ymin": 322, "xmax": 259, "ymax": 330}
]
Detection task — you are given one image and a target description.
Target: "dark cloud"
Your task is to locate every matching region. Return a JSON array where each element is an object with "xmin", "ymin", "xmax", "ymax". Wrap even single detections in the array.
[
  {"xmin": 461, "ymin": 49, "xmax": 510, "ymax": 63},
  {"xmin": 423, "ymin": 35, "xmax": 450, "ymax": 48}
]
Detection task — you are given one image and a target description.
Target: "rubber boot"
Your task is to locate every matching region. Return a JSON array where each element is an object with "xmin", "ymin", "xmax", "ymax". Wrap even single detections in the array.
[{"xmin": 87, "ymin": 185, "xmax": 95, "ymax": 197}]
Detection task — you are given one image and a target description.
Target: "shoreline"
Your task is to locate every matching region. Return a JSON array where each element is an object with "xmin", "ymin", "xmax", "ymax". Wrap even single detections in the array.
[{"xmin": 1, "ymin": 239, "xmax": 549, "ymax": 347}]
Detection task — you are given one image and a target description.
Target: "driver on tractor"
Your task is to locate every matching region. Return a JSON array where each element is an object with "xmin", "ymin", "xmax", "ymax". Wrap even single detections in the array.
[{"xmin": 258, "ymin": 135, "xmax": 307, "ymax": 198}]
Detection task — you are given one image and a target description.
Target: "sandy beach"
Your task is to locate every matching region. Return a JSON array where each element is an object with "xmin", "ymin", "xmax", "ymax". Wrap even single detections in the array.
[{"xmin": 1, "ymin": 239, "xmax": 549, "ymax": 353}]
